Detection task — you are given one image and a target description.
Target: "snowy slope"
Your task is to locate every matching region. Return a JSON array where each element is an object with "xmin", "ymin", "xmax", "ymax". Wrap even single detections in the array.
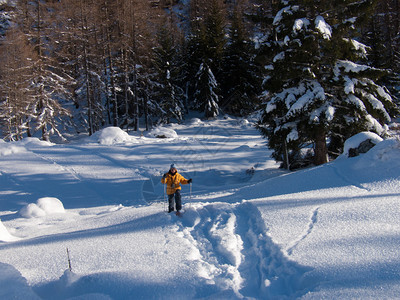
[{"xmin": 0, "ymin": 117, "xmax": 400, "ymax": 299}]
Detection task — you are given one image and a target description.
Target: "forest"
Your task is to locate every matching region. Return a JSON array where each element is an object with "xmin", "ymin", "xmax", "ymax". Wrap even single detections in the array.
[{"xmin": 0, "ymin": 0, "xmax": 399, "ymax": 168}]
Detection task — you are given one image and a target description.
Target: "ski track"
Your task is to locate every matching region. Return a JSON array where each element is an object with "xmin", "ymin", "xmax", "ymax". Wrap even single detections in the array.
[
  {"xmin": 30, "ymin": 150, "xmax": 83, "ymax": 182},
  {"xmin": 176, "ymin": 202, "xmax": 311, "ymax": 299},
  {"xmin": 30, "ymin": 145, "xmax": 137, "ymax": 181},
  {"xmin": 286, "ymin": 207, "xmax": 319, "ymax": 256}
]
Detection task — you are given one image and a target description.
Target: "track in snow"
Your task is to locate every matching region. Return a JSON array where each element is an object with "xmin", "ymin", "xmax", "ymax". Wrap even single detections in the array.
[
  {"xmin": 286, "ymin": 207, "xmax": 319, "ymax": 256},
  {"xmin": 176, "ymin": 202, "xmax": 312, "ymax": 299}
]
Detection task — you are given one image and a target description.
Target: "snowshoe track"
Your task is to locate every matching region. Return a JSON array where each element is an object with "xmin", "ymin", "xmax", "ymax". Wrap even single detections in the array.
[{"xmin": 177, "ymin": 202, "xmax": 311, "ymax": 299}]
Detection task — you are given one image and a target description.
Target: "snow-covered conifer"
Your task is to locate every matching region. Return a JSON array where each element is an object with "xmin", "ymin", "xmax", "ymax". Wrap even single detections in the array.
[
  {"xmin": 221, "ymin": 1, "xmax": 261, "ymax": 116},
  {"xmin": 151, "ymin": 16, "xmax": 185, "ymax": 124},
  {"xmin": 258, "ymin": 0, "xmax": 399, "ymax": 169},
  {"xmin": 193, "ymin": 62, "xmax": 219, "ymax": 119}
]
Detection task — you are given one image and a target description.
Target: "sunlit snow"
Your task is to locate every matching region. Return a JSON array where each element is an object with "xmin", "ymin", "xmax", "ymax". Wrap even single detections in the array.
[{"xmin": 1, "ymin": 117, "xmax": 400, "ymax": 299}]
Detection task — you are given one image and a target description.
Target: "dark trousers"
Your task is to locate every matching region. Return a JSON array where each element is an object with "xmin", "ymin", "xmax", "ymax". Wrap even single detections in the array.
[{"xmin": 168, "ymin": 190, "xmax": 182, "ymax": 212}]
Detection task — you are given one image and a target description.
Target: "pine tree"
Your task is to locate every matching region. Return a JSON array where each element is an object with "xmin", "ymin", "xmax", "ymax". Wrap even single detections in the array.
[{"xmin": 258, "ymin": 0, "xmax": 399, "ymax": 169}]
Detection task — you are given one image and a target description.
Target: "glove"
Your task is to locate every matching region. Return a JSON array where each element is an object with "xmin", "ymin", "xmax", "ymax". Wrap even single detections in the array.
[
  {"xmin": 188, "ymin": 178, "xmax": 192, "ymax": 184},
  {"xmin": 162, "ymin": 173, "xmax": 167, "ymax": 179}
]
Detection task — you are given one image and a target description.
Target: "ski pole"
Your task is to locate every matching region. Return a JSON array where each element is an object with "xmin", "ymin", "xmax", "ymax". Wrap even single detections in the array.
[
  {"xmin": 163, "ymin": 181, "xmax": 166, "ymax": 212},
  {"xmin": 189, "ymin": 182, "xmax": 192, "ymax": 209}
]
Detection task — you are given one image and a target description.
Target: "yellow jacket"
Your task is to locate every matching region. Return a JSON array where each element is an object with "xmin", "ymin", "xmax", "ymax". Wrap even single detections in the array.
[{"xmin": 161, "ymin": 172, "xmax": 189, "ymax": 195}]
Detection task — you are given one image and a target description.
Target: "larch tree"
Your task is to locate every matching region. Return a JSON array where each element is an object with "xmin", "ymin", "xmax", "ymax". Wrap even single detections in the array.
[
  {"xmin": 5, "ymin": 0, "xmax": 74, "ymax": 142},
  {"xmin": 0, "ymin": 28, "xmax": 36, "ymax": 140},
  {"xmin": 58, "ymin": 0, "xmax": 107, "ymax": 136}
]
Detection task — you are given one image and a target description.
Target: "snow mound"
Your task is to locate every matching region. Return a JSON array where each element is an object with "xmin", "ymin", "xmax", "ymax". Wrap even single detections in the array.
[
  {"xmin": 17, "ymin": 137, "xmax": 53, "ymax": 147},
  {"xmin": 341, "ymin": 131, "xmax": 383, "ymax": 158},
  {"xmin": 0, "ymin": 263, "xmax": 40, "ymax": 299},
  {"xmin": 89, "ymin": 127, "xmax": 138, "ymax": 145},
  {"xmin": 148, "ymin": 127, "xmax": 178, "ymax": 139},
  {"xmin": 0, "ymin": 137, "xmax": 54, "ymax": 156},
  {"xmin": 237, "ymin": 119, "xmax": 250, "ymax": 127},
  {"xmin": 190, "ymin": 118, "xmax": 203, "ymax": 125},
  {"xmin": 19, "ymin": 197, "xmax": 65, "ymax": 218},
  {"xmin": 60, "ymin": 269, "xmax": 81, "ymax": 287},
  {"xmin": 0, "ymin": 140, "xmax": 26, "ymax": 156},
  {"xmin": 355, "ymin": 138, "xmax": 400, "ymax": 169},
  {"xmin": 0, "ymin": 220, "xmax": 19, "ymax": 242},
  {"xmin": 19, "ymin": 204, "xmax": 46, "ymax": 218}
]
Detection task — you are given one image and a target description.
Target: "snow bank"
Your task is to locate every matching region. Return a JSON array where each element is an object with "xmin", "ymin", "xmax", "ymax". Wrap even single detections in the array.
[
  {"xmin": 0, "ymin": 140, "xmax": 26, "ymax": 156},
  {"xmin": 0, "ymin": 263, "xmax": 40, "ymax": 299},
  {"xmin": 88, "ymin": 127, "xmax": 138, "ymax": 145},
  {"xmin": 148, "ymin": 127, "xmax": 178, "ymax": 139},
  {"xmin": 17, "ymin": 137, "xmax": 53, "ymax": 147},
  {"xmin": 0, "ymin": 137, "xmax": 54, "ymax": 156},
  {"xmin": 190, "ymin": 118, "xmax": 203, "ymax": 126},
  {"xmin": 52, "ymin": 270, "xmax": 112, "ymax": 299},
  {"xmin": 0, "ymin": 220, "xmax": 19, "ymax": 242},
  {"xmin": 341, "ymin": 131, "xmax": 383, "ymax": 158},
  {"xmin": 19, "ymin": 197, "xmax": 65, "ymax": 218},
  {"xmin": 355, "ymin": 138, "xmax": 400, "ymax": 170}
]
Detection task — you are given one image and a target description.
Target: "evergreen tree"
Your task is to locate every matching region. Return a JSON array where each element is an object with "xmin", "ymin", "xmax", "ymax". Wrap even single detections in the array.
[
  {"xmin": 203, "ymin": 0, "xmax": 226, "ymax": 74},
  {"xmin": 186, "ymin": 0, "xmax": 226, "ymax": 117},
  {"xmin": 221, "ymin": 1, "xmax": 261, "ymax": 116},
  {"xmin": 151, "ymin": 15, "xmax": 185, "ymax": 124},
  {"xmin": 258, "ymin": 0, "xmax": 399, "ymax": 169},
  {"xmin": 365, "ymin": 0, "xmax": 400, "ymax": 102},
  {"xmin": 193, "ymin": 62, "xmax": 219, "ymax": 119}
]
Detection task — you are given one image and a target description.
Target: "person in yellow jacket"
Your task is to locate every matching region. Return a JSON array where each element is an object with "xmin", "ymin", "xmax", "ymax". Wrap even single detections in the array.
[{"xmin": 161, "ymin": 164, "xmax": 192, "ymax": 213}]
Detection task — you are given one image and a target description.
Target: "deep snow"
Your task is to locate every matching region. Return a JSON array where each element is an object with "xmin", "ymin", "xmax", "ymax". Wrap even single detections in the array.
[{"xmin": 0, "ymin": 116, "xmax": 400, "ymax": 299}]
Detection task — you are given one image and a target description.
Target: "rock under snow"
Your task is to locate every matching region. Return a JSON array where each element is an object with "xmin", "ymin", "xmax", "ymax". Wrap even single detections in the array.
[{"xmin": 342, "ymin": 131, "xmax": 383, "ymax": 158}]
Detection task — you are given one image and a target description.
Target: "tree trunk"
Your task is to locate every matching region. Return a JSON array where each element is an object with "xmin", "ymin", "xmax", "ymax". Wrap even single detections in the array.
[
  {"xmin": 104, "ymin": 0, "xmax": 118, "ymax": 127},
  {"xmin": 144, "ymin": 90, "xmax": 149, "ymax": 131},
  {"xmin": 283, "ymin": 139, "xmax": 290, "ymax": 170},
  {"xmin": 79, "ymin": 0, "xmax": 93, "ymax": 135},
  {"xmin": 314, "ymin": 130, "xmax": 329, "ymax": 165}
]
